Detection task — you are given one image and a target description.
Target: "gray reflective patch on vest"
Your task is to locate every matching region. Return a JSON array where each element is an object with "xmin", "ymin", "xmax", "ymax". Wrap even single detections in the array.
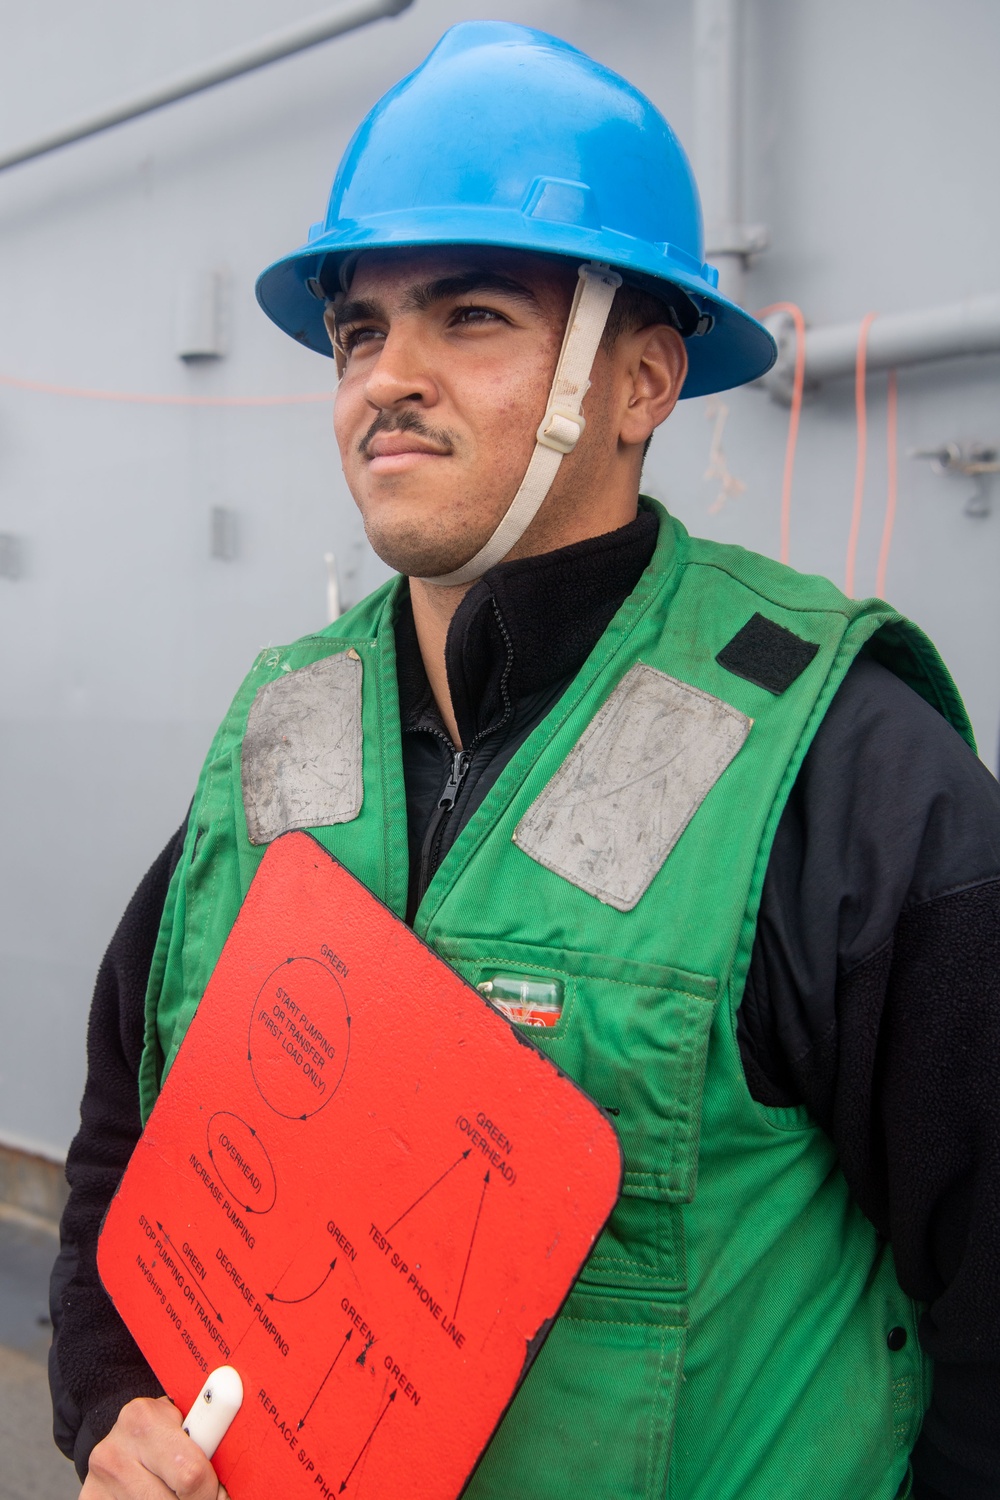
[
  {"xmin": 513, "ymin": 664, "xmax": 751, "ymax": 910},
  {"xmin": 242, "ymin": 651, "xmax": 363, "ymax": 845}
]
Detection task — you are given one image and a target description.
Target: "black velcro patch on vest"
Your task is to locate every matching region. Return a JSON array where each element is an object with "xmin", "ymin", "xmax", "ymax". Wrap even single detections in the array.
[{"xmin": 716, "ymin": 613, "xmax": 820, "ymax": 695}]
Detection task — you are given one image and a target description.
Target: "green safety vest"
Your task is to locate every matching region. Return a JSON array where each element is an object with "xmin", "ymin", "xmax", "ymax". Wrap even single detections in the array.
[{"xmin": 141, "ymin": 503, "xmax": 972, "ymax": 1500}]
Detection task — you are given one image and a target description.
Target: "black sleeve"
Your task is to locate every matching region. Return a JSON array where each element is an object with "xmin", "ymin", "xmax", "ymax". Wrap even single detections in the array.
[
  {"xmin": 49, "ymin": 823, "xmax": 187, "ymax": 1480},
  {"xmin": 739, "ymin": 657, "xmax": 1000, "ymax": 1500}
]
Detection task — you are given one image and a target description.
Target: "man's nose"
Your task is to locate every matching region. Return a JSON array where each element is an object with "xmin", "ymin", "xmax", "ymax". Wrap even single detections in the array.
[{"xmin": 363, "ymin": 323, "xmax": 439, "ymax": 411}]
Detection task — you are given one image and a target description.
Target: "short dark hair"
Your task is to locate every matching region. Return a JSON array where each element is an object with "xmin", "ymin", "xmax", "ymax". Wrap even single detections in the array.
[{"xmin": 601, "ymin": 280, "xmax": 695, "ymax": 351}]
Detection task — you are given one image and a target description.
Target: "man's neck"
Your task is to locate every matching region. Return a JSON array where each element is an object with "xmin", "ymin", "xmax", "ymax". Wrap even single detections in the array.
[
  {"xmin": 409, "ymin": 577, "xmax": 472, "ymax": 745},
  {"xmin": 407, "ymin": 501, "xmax": 655, "ymax": 749},
  {"xmin": 408, "ymin": 485, "xmax": 643, "ymax": 744}
]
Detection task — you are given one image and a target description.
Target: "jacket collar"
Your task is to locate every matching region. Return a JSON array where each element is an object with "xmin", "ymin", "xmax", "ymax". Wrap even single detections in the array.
[{"xmin": 396, "ymin": 506, "xmax": 659, "ymax": 745}]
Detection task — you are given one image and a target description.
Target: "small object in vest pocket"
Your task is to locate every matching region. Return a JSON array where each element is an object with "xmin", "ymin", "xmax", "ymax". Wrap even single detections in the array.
[{"xmin": 478, "ymin": 975, "xmax": 564, "ymax": 1028}]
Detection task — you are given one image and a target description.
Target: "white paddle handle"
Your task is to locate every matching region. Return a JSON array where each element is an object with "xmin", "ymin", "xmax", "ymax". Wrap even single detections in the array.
[{"xmin": 182, "ymin": 1366, "xmax": 244, "ymax": 1460}]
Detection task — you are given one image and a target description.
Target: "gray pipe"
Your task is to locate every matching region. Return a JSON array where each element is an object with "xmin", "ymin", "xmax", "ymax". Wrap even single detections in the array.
[
  {"xmin": 0, "ymin": 0, "xmax": 414, "ymax": 174},
  {"xmin": 760, "ymin": 293, "xmax": 1000, "ymax": 402},
  {"xmin": 692, "ymin": 0, "xmax": 767, "ymax": 308},
  {"xmin": 693, "ymin": 0, "xmax": 741, "ymax": 305}
]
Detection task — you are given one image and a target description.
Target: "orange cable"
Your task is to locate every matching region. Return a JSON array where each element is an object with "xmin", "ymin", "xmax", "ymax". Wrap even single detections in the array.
[
  {"xmin": 0, "ymin": 372, "xmax": 333, "ymax": 407},
  {"xmin": 844, "ymin": 311, "xmax": 878, "ymax": 597},
  {"xmin": 875, "ymin": 369, "xmax": 899, "ymax": 598},
  {"xmin": 755, "ymin": 301, "xmax": 805, "ymax": 565}
]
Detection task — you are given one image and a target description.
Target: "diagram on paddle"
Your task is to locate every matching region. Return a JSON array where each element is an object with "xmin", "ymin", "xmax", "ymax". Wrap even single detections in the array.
[{"xmin": 98, "ymin": 831, "xmax": 622, "ymax": 1500}]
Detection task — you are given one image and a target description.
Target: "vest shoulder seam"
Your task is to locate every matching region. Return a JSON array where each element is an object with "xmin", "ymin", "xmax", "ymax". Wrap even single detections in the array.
[{"xmin": 683, "ymin": 554, "xmax": 856, "ymax": 621}]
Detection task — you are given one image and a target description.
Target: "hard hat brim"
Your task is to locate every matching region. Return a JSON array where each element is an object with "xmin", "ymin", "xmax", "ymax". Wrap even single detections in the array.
[{"xmin": 255, "ymin": 213, "xmax": 776, "ymax": 400}]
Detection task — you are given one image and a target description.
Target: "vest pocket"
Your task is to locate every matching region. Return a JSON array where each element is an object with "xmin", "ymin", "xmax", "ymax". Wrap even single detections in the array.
[
  {"xmin": 465, "ymin": 1286, "xmax": 687, "ymax": 1500},
  {"xmin": 586, "ymin": 1191, "xmax": 686, "ymax": 1292},
  {"xmin": 432, "ymin": 937, "xmax": 711, "ymax": 1494},
  {"xmin": 434, "ymin": 937, "xmax": 718, "ymax": 1294}
]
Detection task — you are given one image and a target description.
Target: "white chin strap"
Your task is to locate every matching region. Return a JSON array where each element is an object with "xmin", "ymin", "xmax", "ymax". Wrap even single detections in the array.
[{"xmin": 419, "ymin": 261, "xmax": 622, "ymax": 588}]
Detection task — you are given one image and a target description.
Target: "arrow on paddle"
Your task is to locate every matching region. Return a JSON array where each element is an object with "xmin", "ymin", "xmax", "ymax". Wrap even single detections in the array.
[
  {"xmin": 385, "ymin": 1150, "xmax": 471, "ymax": 1233},
  {"xmin": 154, "ymin": 1222, "xmax": 224, "ymax": 1324},
  {"xmin": 453, "ymin": 1170, "xmax": 489, "ymax": 1321},
  {"xmin": 339, "ymin": 1391, "xmax": 396, "ymax": 1492},
  {"xmin": 299, "ymin": 1328, "xmax": 353, "ymax": 1431},
  {"xmin": 268, "ymin": 1258, "xmax": 337, "ymax": 1305}
]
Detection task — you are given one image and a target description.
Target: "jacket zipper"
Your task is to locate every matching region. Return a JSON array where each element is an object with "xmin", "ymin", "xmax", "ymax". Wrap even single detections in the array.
[
  {"xmin": 416, "ymin": 598, "xmax": 516, "ymax": 905},
  {"xmin": 417, "ymin": 742, "xmax": 471, "ymax": 901},
  {"xmin": 439, "ymin": 747, "xmax": 471, "ymax": 816}
]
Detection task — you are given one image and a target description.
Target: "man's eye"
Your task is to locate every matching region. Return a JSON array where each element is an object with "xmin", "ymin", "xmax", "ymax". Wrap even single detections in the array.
[
  {"xmin": 339, "ymin": 326, "xmax": 384, "ymax": 355},
  {"xmin": 450, "ymin": 306, "xmax": 506, "ymax": 328}
]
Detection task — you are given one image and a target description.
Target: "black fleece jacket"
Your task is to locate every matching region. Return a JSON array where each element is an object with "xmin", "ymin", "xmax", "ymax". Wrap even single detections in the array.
[{"xmin": 51, "ymin": 513, "xmax": 1000, "ymax": 1499}]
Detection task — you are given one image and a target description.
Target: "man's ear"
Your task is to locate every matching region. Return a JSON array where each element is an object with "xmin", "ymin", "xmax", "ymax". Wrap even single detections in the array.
[{"xmin": 617, "ymin": 325, "xmax": 688, "ymax": 448}]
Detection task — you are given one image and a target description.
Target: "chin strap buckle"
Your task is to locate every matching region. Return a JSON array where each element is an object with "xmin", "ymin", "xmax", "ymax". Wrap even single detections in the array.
[{"xmin": 537, "ymin": 405, "xmax": 587, "ymax": 454}]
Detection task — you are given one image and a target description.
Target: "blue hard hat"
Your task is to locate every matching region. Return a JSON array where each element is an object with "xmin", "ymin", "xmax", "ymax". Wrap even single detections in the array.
[{"xmin": 255, "ymin": 21, "xmax": 776, "ymax": 398}]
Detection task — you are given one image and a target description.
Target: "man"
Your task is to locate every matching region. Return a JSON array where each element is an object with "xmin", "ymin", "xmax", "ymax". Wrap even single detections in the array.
[{"xmin": 50, "ymin": 22, "xmax": 1000, "ymax": 1500}]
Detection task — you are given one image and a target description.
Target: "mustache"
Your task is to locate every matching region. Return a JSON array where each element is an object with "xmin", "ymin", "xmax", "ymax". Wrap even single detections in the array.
[{"xmin": 358, "ymin": 407, "xmax": 456, "ymax": 458}]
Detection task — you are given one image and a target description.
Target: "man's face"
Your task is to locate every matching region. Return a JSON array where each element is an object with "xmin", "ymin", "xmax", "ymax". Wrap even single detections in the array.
[{"xmin": 332, "ymin": 247, "xmax": 580, "ymax": 578}]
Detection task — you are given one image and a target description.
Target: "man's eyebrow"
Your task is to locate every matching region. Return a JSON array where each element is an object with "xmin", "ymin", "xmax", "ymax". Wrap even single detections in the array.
[
  {"xmin": 335, "ymin": 296, "xmax": 386, "ymax": 327},
  {"xmin": 404, "ymin": 271, "xmax": 541, "ymax": 312},
  {"xmin": 336, "ymin": 273, "xmax": 541, "ymax": 328}
]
